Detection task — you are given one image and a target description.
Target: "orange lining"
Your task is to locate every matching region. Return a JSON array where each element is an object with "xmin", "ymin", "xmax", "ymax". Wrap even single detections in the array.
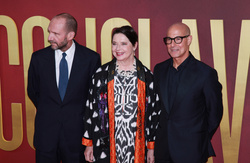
[
  {"xmin": 108, "ymin": 78, "xmax": 146, "ymax": 163},
  {"xmin": 134, "ymin": 79, "xmax": 146, "ymax": 163},
  {"xmin": 147, "ymin": 141, "xmax": 155, "ymax": 149},
  {"xmin": 82, "ymin": 137, "xmax": 93, "ymax": 146},
  {"xmin": 108, "ymin": 80, "xmax": 116, "ymax": 163}
]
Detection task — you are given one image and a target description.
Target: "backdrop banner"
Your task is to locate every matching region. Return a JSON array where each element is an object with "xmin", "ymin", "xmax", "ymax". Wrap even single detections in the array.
[{"xmin": 0, "ymin": 0, "xmax": 249, "ymax": 163}]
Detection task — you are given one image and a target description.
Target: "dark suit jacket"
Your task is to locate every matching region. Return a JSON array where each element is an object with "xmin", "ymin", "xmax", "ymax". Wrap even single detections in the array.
[
  {"xmin": 154, "ymin": 53, "xmax": 223, "ymax": 163},
  {"xmin": 27, "ymin": 41, "xmax": 101, "ymax": 152}
]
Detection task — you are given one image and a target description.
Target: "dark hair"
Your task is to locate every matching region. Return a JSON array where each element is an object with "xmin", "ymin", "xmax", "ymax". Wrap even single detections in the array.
[
  {"xmin": 112, "ymin": 25, "xmax": 138, "ymax": 46},
  {"xmin": 54, "ymin": 13, "xmax": 78, "ymax": 37}
]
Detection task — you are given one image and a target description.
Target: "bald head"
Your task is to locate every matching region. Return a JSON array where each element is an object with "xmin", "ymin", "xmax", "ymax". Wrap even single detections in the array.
[
  {"xmin": 167, "ymin": 22, "xmax": 190, "ymax": 38},
  {"xmin": 165, "ymin": 22, "xmax": 192, "ymax": 68}
]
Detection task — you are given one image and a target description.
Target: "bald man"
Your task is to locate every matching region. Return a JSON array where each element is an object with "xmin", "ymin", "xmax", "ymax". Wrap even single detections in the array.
[{"xmin": 153, "ymin": 23, "xmax": 223, "ymax": 163}]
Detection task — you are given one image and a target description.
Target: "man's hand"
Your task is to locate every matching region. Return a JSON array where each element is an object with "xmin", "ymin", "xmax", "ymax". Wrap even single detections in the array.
[{"xmin": 84, "ymin": 146, "xmax": 94, "ymax": 162}]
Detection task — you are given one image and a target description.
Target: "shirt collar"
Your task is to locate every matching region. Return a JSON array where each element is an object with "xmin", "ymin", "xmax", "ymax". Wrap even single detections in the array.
[
  {"xmin": 171, "ymin": 52, "xmax": 191, "ymax": 71},
  {"xmin": 55, "ymin": 40, "xmax": 75, "ymax": 59}
]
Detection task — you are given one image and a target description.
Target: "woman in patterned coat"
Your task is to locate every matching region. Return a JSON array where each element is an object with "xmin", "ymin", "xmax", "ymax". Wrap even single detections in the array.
[{"xmin": 82, "ymin": 26, "xmax": 161, "ymax": 163}]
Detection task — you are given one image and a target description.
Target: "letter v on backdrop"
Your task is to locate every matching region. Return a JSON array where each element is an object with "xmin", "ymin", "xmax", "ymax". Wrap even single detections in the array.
[{"xmin": 183, "ymin": 19, "xmax": 250, "ymax": 163}]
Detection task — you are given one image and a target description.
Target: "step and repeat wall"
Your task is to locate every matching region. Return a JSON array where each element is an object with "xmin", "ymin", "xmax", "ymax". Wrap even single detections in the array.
[{"xmin": 0, "ymin": 0, "xmax": 249, "ymax": 162}]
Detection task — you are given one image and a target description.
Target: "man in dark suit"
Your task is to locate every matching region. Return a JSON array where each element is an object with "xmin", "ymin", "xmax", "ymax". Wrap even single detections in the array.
[
  {"xmin": 27, "ymin": 13, "xmax": 101, "ymax": 163},
  {"xmin": 154, "ymin": 22, "xmax": 223, "ymax": 163}
]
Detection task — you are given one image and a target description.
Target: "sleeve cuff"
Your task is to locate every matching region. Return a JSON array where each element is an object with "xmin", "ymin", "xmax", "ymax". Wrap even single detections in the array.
[
  {"xmin": 147, "ymin": 141, "xmax": 155, "ymax": 149},
  {"xmin": 82, "ymin": 137, "xmax": 93, "ymax": 146}
]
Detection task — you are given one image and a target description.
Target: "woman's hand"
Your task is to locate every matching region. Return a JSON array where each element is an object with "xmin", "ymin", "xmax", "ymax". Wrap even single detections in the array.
[
  {"xmin": 147, "ymin": 149, "xmax": 155, "ymax": 163},
  {"xmin": 84, "ymin": 146, "xmax": 94, "ymax": 162}
]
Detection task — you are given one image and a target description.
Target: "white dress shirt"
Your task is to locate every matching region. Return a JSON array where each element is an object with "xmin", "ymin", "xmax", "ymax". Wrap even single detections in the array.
[{"xmin": 55, "ymin": 41, "xmax": 76, "ymax": 87}]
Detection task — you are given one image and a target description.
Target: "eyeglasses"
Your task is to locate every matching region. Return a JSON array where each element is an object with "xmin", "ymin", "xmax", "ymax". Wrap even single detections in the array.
[{"xmin": 163, "ymin": 35, "xmax": 189, "ymax": 45}]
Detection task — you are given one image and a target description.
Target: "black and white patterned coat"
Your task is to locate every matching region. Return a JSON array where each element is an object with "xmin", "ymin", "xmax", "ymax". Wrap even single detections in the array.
[{"xmin": 82, "ymin": 57, "xmax": 161, "ymax": 162}]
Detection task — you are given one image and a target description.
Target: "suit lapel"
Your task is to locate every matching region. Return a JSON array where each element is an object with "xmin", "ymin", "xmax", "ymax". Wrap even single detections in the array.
[
  {"xmin": 63, "ymin": 43, "xmax": 81, "ymax": 102},
  {"xmin": 159, "ymin": 61, "xmax": 171, "ymax": 113},
  {"xmin": 46, "ymin": 48, "xmax": 62, "ymax": 103}
]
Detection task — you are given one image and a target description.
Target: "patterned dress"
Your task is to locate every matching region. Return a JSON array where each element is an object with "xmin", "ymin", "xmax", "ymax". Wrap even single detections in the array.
[{"xmin": 114, "ymin": 62, "xmax": 137, "ymax": 163}]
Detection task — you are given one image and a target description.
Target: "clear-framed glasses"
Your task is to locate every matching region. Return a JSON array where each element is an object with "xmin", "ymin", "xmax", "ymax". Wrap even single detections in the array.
[{"xmin": 163, "ymin": 35, "xmax": 190, "ymax": 45}]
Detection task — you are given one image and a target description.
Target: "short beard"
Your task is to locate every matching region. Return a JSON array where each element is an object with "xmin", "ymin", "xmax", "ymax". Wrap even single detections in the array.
[{"xmin": 50, "ymin": 38, "xmax": 68, "ymax": 51}]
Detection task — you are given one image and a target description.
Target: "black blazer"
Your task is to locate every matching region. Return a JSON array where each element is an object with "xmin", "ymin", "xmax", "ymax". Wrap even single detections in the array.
[
  {"xmin": 27, "ymin": 41, "xmax": 101, "ymax": 152},
  {"xmin": 154, "ymin": 53, "xmax": 223, "ymax": 163}
]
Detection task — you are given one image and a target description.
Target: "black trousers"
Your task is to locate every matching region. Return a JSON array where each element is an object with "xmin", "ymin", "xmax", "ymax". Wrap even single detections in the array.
[{"xmin": 36, "ymin": 129, "xmax": 85, "ymax": 163}]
